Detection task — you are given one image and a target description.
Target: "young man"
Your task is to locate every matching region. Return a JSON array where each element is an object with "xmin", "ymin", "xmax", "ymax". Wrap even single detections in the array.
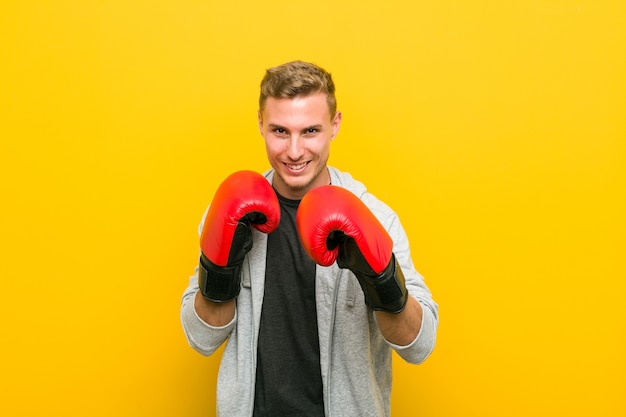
[{"xmin": 181, "ymin": 60, "xmax": 438, "ymax": 416}]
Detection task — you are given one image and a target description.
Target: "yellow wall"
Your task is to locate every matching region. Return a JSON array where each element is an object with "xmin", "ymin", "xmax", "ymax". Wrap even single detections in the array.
[{"xmin": 1, "ymin": 1, "xmax": 624, "ymax": 416}]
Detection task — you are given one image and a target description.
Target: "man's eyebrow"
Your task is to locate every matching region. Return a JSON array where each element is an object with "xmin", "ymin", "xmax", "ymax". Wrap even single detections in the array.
[{"xmin": 266, "ymin": 124, "xmax": 324, "ymax": 131}]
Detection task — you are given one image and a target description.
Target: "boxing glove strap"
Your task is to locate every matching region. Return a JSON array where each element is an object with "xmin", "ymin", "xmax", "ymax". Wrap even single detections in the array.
[
  {"xmin": 353, "ymin": 254, "xmax": 408, "ymax": 313},
  {"xmin": 198, "ymin": 253, "xmax": 242, "ymax": 303}
]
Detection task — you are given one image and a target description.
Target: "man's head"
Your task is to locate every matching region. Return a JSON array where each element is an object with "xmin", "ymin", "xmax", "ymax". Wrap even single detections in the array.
[
  {"xmin": 258, "ymin": 61, "xmax": 342, "ymax": 200},
  {"xmin": 259, "ymin": 60, "xmax": 337, "ymax": 121}
]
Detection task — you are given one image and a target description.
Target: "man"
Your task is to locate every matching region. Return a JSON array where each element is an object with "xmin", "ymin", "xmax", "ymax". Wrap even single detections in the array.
[{"xmin": 181, "ymin": 60, "xmax": 438, "ymax": 416}]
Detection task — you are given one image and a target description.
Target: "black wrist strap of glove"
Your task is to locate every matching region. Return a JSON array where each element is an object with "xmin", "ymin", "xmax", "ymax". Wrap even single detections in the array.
[
  {"xmin": 353, "ymin": 254, "xmax": 409, "ymax": 314},
  {"xmin": 198, "ymin": 253, "xmax": 242, "ymax": 303}
]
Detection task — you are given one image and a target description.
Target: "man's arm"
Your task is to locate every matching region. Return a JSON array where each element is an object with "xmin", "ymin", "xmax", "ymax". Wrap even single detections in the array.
[
  {"xmin": 194, "ymin": 291, "xmax": 236, "ymax": 327},
  {"xmin": 180, "ymin": 274, "xmax": 236, "ymax": 356},
  {"xmin": 296, "ymin": 185, "xmax": 438, "ymax": 359},
  {"xmin": 181, "ymin": 170, "xmax": 280, "ymax": 355},
  {"xmin": 375, "ymin": 296, "xmax": 422, "ymax": 346}
]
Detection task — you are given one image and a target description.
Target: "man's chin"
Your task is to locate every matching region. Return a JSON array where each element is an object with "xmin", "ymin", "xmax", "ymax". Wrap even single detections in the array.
[
  {"xmin": 271, "ymin": 172, "xmax": 305, "ymax": 196},
  {"xmin": 285, "ymin": 180, "xmax": 309, "ymax": 194}
]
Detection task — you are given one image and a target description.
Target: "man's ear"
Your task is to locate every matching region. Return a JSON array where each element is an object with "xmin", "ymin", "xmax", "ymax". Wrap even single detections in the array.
[
  {"xmin": 331, "ymin": 111, "xmax": 342, "ymax": 140},
  {"xmin": 257, "ymin": 110, "xmax": 263, "ymax": 134}
]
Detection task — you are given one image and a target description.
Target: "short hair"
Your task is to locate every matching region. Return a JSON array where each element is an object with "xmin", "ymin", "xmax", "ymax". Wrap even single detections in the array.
[{"xmin": 259, "ymin": 60, "xmax": 337, "ymax": 117}]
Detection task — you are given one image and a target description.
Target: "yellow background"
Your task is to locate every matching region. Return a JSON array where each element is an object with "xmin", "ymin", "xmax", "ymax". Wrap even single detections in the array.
[{"xmin": 1, "ymin": 1, "xmax": 624, "ymax": 416}]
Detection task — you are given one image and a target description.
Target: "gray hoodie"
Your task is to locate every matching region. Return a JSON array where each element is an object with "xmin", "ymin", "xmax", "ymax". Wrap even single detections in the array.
[{"xmin": 181, "ymin": 166, "xmax": 438, "ymax": 416}]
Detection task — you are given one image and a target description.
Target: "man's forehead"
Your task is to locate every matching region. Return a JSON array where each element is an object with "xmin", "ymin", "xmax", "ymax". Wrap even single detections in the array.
[
  {"xmin": 265, "ymin": 93, "xmax": 328, "ymax": 107},
  {"xmin": 261, "ymin": 93, "xmax": 331, "ymax": 119}
]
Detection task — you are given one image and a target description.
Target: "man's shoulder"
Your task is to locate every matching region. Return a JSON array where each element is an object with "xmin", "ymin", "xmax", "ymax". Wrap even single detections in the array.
[
  {"xmin": 328, "ymin": 166, "xmax": 395, "ymax": 216},
  {"xmin": 328, "ymin": 166, "xmax": 365, "ymax": 194}
]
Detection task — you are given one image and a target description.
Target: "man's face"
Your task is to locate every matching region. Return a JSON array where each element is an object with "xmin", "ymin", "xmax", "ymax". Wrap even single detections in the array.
[{"xmin": 258, "ymin": 92, "xmax": 341, "ymax": 200}]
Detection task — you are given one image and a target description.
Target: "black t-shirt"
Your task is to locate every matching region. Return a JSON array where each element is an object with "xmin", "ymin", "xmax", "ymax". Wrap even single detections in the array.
[{"xmin": 253, "ymin": 192, "xmax": 325, "ymax": 416}]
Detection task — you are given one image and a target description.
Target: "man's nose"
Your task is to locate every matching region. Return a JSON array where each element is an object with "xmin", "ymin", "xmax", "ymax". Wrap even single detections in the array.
[{"xmin": 286, "ymin": 135, "xmax": 304, "ymax": 159}]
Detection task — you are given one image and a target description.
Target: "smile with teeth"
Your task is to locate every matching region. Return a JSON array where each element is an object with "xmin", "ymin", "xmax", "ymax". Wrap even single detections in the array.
[{"xmin": 285, "ymin": 162, "xmax": 308, "ymax": 171}]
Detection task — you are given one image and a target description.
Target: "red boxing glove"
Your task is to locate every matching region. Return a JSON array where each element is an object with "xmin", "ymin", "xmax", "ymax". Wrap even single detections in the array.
[
  {"xmin": 296, "ymin": 186, "xmax": 408, "ymax": 313},
  {"xmin": 198, "ymin": 170, "xmax": 280, "ymax": 302}
]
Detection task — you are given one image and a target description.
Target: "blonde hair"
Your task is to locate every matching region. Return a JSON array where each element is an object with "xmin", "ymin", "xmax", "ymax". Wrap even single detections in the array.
[{"xmin": 259, "ymin": 60, "xmax": 337, "ymax": 117}]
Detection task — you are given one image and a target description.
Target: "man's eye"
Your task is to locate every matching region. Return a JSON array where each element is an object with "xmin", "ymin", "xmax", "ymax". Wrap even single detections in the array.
[
  {"xmin": 274, "ymin": 128, "xmax": 286, "ymax": 134},
  {"xmin": 306, "ymin": 128, "xmax": 317, "ymax": 134}
]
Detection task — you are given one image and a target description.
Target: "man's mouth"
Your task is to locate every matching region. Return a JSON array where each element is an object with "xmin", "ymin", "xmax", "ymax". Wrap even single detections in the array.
[{"xmin": 284, "ymin": 162, "xmax": 308, "ymax": 172}]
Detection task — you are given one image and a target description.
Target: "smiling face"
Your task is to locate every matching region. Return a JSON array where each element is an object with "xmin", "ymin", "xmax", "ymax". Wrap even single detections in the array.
[{"xmin": 258, "ymin": 92, "xmax": 342, "ymax": 200}]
